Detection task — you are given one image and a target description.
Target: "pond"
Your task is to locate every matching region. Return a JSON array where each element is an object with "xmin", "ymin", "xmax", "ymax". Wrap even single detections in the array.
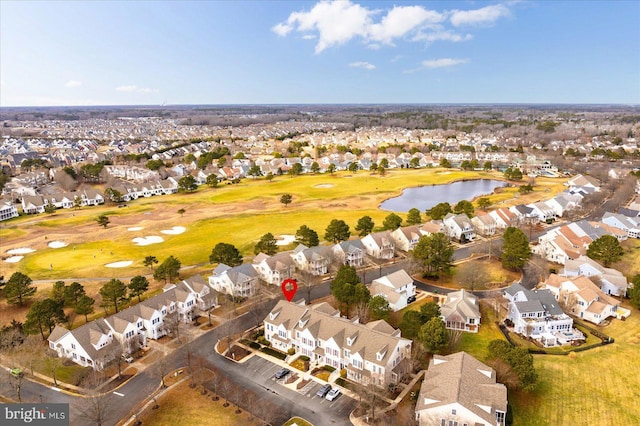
[{"xmin": 380, "ymin": 179, "xmax": 507, "ymax": 212}]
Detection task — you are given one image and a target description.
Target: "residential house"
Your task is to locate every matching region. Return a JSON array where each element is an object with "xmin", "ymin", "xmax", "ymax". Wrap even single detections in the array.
[
  {"xmin": 504, "ymin": 283, "xmax": 582, "ymax": 347},
  {"xmin": 562, "ymin": 255, "xmax": 628, "ymax": 296},
  {"xmin": 209, "ymin": 263, "xmax": 259, "ymax": 298},
  {"xmin": 370, "ymin": 269, "xmax": 416, "ymax": 311},
  {"xmin": 415, "ymin": 352, "xmax": 507, "ymax": 426},
  {"xmin": 566, "ymin": 174, "xmax": 600, "ymax": 191},
  {"xmin": 21, "ymin": 195, "xmax": 47, "ymax": 214},
  {"xmin": 0, "ymin": 198, "xmax": 19, "ymax": 221},
  {"xmin": 48, "ymin": 322, "xmax": 117, "ymax": 371},
  {"xmin": 263, "ymin": 300, "xmax": 412, "ymax": 387},
  {"xmin": 332, "ymin": 239, "xmax": 366, "ymax": 267},
  {"xmin": 361, "ymin": 231, "xmax": 395, "ymax": 260},
  {"xmin": 534, "ymin": 224, "xmax": 591, "ymax": 265},
  {"xmin": 79, "ymin": 188, "xmax": 105, "ymax": 206},
  {"xmin": 527, "ymin": 201, "xmax": 557, "ymax": 223},
  {"xmin": 440, "ymin": 289, "xmax": 481, "ymax": 333},
  {"xmin": 391, "ymin": 226, "xmax": 422, "ymax": 252},
  {"xmin": 488, "ymin": 207, "xmax": 518, "ymax": 229},
  {"xmin": 291, "ymin": 244, "xmax": 332, "ymax": 276},
  {"xmin": 543, "ymin": 274, "xmax": 624, "ymax": 324},
  {"xmin": 253, "ymin": 252, "xmax": 297, "ymax": 285},
  {"xmin": 171, "ymin": 275, "xmax": 217, "ymax": 312},
  {"xmin": 443, "ymin": 213, "xmax": 476, "ymax": 243},
  {"xmin": 471, "ymin": 213, "xmax": 497, "ymax": 236},
  {"xmin": 602, "ymin": 212, "xmax": 640, "ymax": 239},
  {"xmin": 420, "ymin": 220, "xmax": 444, "ymax": 236}
]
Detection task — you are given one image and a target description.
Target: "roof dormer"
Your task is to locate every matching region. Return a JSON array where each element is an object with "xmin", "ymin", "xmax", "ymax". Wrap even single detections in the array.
[
  {"xmin": 269, "ymin": 309, "xmax": 281, "ymax": 321},
  {"xmin": 347, "ymin": 331, "xmax": 358, "ymax": 346}
]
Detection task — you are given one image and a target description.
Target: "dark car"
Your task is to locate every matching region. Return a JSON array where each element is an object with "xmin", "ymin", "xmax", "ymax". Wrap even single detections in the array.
[
  {"xmin": 407, "ymin": 295, "xmax": 417, "ymax": 303},
  {"xmin": 274, "ymin": 368, "xmax": 291, "ymax": 380},
  {"xmin": 316, "ymin": 384, "xmax": 332, "ymax": 398}
]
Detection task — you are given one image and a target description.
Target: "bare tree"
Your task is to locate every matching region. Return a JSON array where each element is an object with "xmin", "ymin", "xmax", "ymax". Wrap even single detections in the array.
[
  {"xmin": 44, "ymin": 348, "xmax": 62, "ymax": 387},
  {"xmin": 75, "ymin": 371, "xmax": 112, "ymax": 426},
  {"xmin": 296, "ymin": 270, "xmax": 320, "ymax": 303},
  {"xmin": 161, "ymin": 310, "xmax": 182, "ymax": 343},
  {"xmin": 353, "ymin": 301, "xmax": 371, "ymax": 324},
  {"xmin": 447, "ymin": 329, "xmax": 463, "ymax": 354},
  {"xmin": 21, "ymin": 335, "xmax": 45, "ymax": 376},
  {"xmin": 153, "ymin": 348, "xmax": 170, "ymax": 388},
  {"xmin": 456, "ymin": 262, "xmax": 491, "ymax": 291},
  {"xmin": 218, "ymin": 376, "xmax": 233, "ymax": 407},
  {"xmin": 487, "ymin": 358, "xmax": 521, "ymax": 390},
  {"xmin": 8, "ymin": 368, "xmax": 25, "ymax": 402}
]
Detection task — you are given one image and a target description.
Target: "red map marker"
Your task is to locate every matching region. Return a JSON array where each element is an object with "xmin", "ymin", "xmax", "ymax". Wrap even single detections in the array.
[{"xmin": 281, "ymin": 278, "xmax": 298, "ymax": 302}]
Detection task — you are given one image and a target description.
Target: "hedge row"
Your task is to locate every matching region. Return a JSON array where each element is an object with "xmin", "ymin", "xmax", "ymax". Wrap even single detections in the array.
[{"xmin": 261, "ymin": 347, "xmax": 287, "ymax": 360}]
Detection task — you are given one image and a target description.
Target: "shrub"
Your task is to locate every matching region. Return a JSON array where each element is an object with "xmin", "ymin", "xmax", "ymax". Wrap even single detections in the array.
[
  {"xmin": 335, "ymin": 378, "xmax": 346, "ymax": 387},
  {"xmin": 249, "ymin": 342, "xmax": 260, "ymax": 350},
  {"xmin": 287, "ymin": 348, "xmax": 296, "ymax": 355},
  {"xmin": 261, "ymin": 347, "xmax": 287, "ymax": 360},
  {"xmin": 340, "ymin": 369, "xmax": 347, "ymax": 378},
  {"xmin": 300, "ymin": 355, "xmax": 310, "ymax": 361},
  {"xmin": 323, "ymin": 365, "xmax": 336, "ymax": 373}
]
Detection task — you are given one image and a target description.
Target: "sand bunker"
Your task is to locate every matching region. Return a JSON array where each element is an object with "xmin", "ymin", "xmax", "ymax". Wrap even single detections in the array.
[
  {"xmin": 7, "ymin": 248, "xmax": 35, "ymax": 255},
  {"xmin": 276, "ymin": 235, "xmax": 296, "ymax": 246},
  {"xmin": 161, "ymin": 226, "xmax": 186, "ymax": 235},
  {"xmin": 106, "ymin": 260, "xmax": 134, "ymax": 268},
  {"xmin": 5, "ymin": 256, "xmax": 23, "ymax": 263},
  {"xmin": 314, "ymin": 184, "xmax": 335, "ymax": 189},
  {"xmin": 128, "ymin": 226, "xmax": 144, "ymax": 231},
  {"xmin": 48, "ymin": 241, "xmax": 68, "ymax": 249},
  {"xmin": 132, "ymin": 236, "xmax": 164, "ymax": 246}
]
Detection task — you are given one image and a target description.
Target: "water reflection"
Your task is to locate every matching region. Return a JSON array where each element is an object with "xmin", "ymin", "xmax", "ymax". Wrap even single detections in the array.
[{"xmin": 380, "ymin": 179, "xmax": 506, "ymax": 212}]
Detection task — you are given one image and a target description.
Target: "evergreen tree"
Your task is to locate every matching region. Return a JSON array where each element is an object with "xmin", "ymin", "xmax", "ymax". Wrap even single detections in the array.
[
  {"xmin": 295, "ymin": 225, "xmax": 320, "ymax": 247},
  {"xmin": 406, "ymin": 208, "xmax": 422, "ymax": 225},
  {"xmin": 254, "ymin": 233, "xmax": 278, "ymax": 256},
  {"xmin": 324, "ymin": 219, "xmax": 351, "ymax": 243},
  {"xmin": 586, "ymin": 235, "xmax": 624, "ymax": 267},
  {"xmin": 501, "ymin": 227, "xmax": 531, "ymax": 270},
  {"xmin": 4, "ymin": 272, "xmax": 36, "ymax": 306},
  {"xmin": 209, "ymin": 243, "xmax": 243, "ymax": 266},
  {"xmin": 355, "ymin": 216, "xmax": 375, "ymax": 237}
]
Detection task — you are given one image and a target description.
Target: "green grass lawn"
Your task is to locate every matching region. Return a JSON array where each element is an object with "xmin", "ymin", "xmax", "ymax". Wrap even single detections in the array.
[
  {"xmin": 456, "ymin": 301, "xmax": 507, "ymax": 361},
  {"xmin": 5, "ymin": 168, "xmax": 548, "ymax": 282},
  {"xmin": 511, "ymin": 302, "xmax": 640, "ymax": 426}
]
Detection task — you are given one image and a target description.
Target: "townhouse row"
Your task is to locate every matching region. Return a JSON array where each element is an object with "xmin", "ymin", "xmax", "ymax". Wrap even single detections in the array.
[{"xmin": 48, "ymin": 276, "xmax": 214, "ymax": 370}]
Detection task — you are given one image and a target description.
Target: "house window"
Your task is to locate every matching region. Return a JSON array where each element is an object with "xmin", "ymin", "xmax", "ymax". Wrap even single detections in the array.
[
  {"xmin": 441, "ymin": 420, "xmax": 446, "ymax": 426},
  {"xmin": 71, "ymin": 343, "xmax": 76, "ymax": 349},
  {"xmin": 452, "ymin": 409, "xmax": 456, "ymax": 415}
]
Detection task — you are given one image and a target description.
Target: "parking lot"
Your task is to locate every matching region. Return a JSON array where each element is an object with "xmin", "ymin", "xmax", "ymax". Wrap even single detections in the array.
[{"xmin": 243, "ymin": 355, "xmax": 357, "ymax": 419}]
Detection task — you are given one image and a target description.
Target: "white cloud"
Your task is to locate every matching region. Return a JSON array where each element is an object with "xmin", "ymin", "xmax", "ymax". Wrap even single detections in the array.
[
  {"xmin": 368, "ymin": 6, "xmax": 445, "ymax": 45},
  {"xmin": 116, "ymin": 85, "xmax": 159, "ymax": 93},
  {"xmin": 450, "ymin": 4, "xmax": 510, "ymax": 27},
  {"xmin": 413, "ymin": 30, "xmax": 473, "ymax": 44},
  {"xmin": 272, "ymin": 23, "xmax": 293, "ymax": 37},
  {"xmin": 65, "ymin": 80, "xmax": 82, "ymax": 88},
  {"xmin": 422, "ymin": 58, "xmax": 469, "ymax": 68},
  {"xmin": 349, "ymin": 61, "xmax": 376, "ymax": 70},
  {"xmin": 274, "ymin": 1, "xmax": 513, "ymax": 53},
  {"xmin": 274, "ymin": 1, "xmax": 446, "ymax": 53}
]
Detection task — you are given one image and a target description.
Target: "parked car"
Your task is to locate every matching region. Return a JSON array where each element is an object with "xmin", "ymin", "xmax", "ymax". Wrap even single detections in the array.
[
  {"xmin": 316, "ymin": 384, "xmax": 332, "ymax": 398},
  {"xmin": 274, "ymin": 368, "xmax": 291, "ymax": 379},
  {"xmin": 325, "ymin": 388, "xmax": 341, "ymax": 401},
  {"xmin": 407, "ymin": 295, "xmax": 417, "ymax": 303}
]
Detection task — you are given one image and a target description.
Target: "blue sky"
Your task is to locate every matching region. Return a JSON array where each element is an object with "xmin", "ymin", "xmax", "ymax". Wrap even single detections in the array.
[{"xmin": 1, "ymin": 1, "xmax": 639, "ymax": 106}]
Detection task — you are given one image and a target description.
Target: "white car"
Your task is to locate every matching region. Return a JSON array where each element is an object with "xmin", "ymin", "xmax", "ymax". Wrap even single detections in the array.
[{"xmin": 325, "ymin": 388, "xmax": 341, "ymax": 401}]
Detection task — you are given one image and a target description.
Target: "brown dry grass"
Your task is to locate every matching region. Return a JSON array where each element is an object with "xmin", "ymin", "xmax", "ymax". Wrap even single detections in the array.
[{"xmin": 138, "ymin": 380, "xmax": 261, "ymax": 426}]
